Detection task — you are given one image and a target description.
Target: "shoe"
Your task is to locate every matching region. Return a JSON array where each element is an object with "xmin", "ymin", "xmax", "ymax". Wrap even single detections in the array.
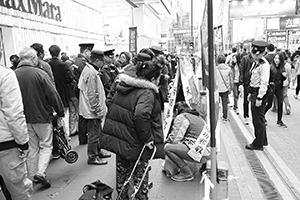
[
  {"xmin": 222, "ymin": 118, "xmax": 229, "ymax": 123},
  {"xmin": 87, "ymin": 157, "xmax": 108, "ymax": 165},
  {"xmin": 171, "ymin": 165, "xmax": 194, "ymax": 182},
  {"xmin": 286, "ymin": 107, "xmax": 291, "ymax": 115},
  {"xmin": 162, "ymin": 169, "xmax": 172, "ymax": 178},
  {"xmin": 98, "ymin": 151, "xmax": 111, "ymax": 158},
  {"xmin": 271, "ymin": 109, "xmax": 277, "ymax": 113},
  {"xmin": 33, "ymin": 174, "xmax": 51, "ymax": 188},
  {"xmin": 265, "ymin": 119, "xmax": 268, "ymax": 126},
  {"xmin": 52, "ymin": 153, "xmax": 60, "ymax": 160},
  {"xmin": 244, "ymin": 117, "xmax": 250, "ymax": 125},
  {"xmin": 263, "ymin": 141, "xmax": 268, "ymax": 146},
  {"xmin": 277, "ymin": 121, "xmax": 287, "ymax": 128},
  {"xmin": 294, "ymin": 94, "xmax": 298, "ymax": 99},
  {"xmin": 245, "ymin": 144, "xmax": 263, "ymax": 151},
  {"xmin": 233, "ymin": 108, "xmax": 239, "ymax": 115}
]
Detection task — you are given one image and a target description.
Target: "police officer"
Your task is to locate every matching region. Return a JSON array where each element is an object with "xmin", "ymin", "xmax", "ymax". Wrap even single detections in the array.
[
  {"xmin": 245, "ymin": 40, "xmax": 270, "ymax": 151},
  {"xmin": 101, "ymin": 49, "xmax": 119, "ymax": 95}
]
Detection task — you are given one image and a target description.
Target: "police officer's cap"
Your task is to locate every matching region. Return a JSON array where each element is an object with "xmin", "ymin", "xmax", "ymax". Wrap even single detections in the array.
[
  {"xmin": 104, "ymin": 49, "xmax": 115, "ymax": 57},
  {"xmin": 79, "ymin": 43, "xmax": 94, "ymax": 51},
  {"xmin": 136, "ymin": 53, "xmax": 151, "ymax": 62},
  {"xmin": 251, "ymin": 40, "xmax": 268, "ymax": 54},
  {"xmin": 150, "ymin": 46, "xmax": 163, "ymax": 55},
  {"xmin": 90, "ymin": 50, "xmax": 104, "ymax": 59}
]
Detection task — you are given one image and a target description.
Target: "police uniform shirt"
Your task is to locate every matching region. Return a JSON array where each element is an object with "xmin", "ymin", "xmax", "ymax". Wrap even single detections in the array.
[{"xmin": 249, "ymin": 57, "xmax": 270, "ymax": 99}]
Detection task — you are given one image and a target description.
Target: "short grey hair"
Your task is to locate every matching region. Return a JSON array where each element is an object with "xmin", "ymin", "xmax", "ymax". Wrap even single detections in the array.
[{"xmin": 19, "ymin": 48, "xmax": 38, "ymax": 61}]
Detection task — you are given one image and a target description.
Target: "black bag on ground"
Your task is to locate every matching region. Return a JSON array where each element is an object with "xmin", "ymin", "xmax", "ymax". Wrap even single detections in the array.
[{"xmin": 78, "ymin": 180, "xmax": 113, "ymax": 200}]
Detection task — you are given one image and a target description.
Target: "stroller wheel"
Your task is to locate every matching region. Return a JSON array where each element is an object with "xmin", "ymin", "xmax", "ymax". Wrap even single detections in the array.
[{"xmin": 65, "ymin": 150, "xmax": 79, "ymax": 164}]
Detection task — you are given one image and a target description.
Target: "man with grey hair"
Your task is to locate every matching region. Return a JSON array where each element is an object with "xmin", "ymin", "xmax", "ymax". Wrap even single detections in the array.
[
  {"xmin": 0, "ymin": 50, "xmax": 33, "ymax": 199},
  {"xmin": 15, "ymin": 48, "xmax": 64, "ymax": 188}
]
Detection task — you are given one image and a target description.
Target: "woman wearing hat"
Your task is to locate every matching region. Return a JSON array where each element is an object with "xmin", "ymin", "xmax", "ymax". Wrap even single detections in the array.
[{"xmin": 100, "ymin": 59, "xmax": 164, "ymax": 199}]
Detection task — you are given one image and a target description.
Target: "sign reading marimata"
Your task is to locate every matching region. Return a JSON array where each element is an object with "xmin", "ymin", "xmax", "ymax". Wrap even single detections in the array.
[{"xmin": 0, "ymin": 0, "xmax": 62, "ymax": 21}]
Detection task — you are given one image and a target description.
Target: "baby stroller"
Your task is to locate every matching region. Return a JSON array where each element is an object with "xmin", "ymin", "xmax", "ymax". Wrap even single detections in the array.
[{"xmin": 53, "ymin": 125, "xmax": 79, "ymax": 164}]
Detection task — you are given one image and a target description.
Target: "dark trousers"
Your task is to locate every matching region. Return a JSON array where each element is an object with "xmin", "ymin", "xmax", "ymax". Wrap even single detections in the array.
[
  {"xmin": 0, "ymin": 176, "xmax": 12, "ymax": 200},
  {"xmin": 265, "ymin": 88, "xmax": 284, "ymax": 122},
  {"xmin": 52, "ymin": 119, "xmax": 59, "ymax": 155},
  {"xmin": 86, "ymin": 119, "xmax": 102, "ymax": 158},
  {"xmin": 219, "ymin": 91, "xmax": 229, "ymax": 119},
  {"xmin": 243, "ymin": 85, "xmax": 250, "ymax": 118},
  {"xmin": 250, "ymin": 92, "xmax": 268, "ymax": 147},
  {"xmin": 296, "ymin": 75, "xmax": 300, "ymax": 95},
  {"xmin": 79, "ymin": 115, "xmax": 88, "ymax": 144}
]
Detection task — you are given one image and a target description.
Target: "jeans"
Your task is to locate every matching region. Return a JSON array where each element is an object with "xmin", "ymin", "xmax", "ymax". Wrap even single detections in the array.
[
  {"xmin": 164, "ymin": 143, "xmax": 209, "ymax": 169},
  {"xmin": 265, "ymin": 88, "xmax": 284, "ymax": 122},
  {"xmin": 243, "ymin": 85, "xmax": 250, "ymax": 118},
  {"xmin": 62, "ymin": 107, "xmax": 70, "ymax": 137},
  {"xmin": 283, "ymin": 86, "xmax": 291, "ymax": 110},
  {"xmin": 0, "ymin": 148, "xmax": 33, "ymax": 200},
  {"xmin": 296, "ymin": 75, "xmax": 300, "ymax": 95},
  {"xmin": 69, "ymin": 97, "xmax": 79, "ymax": 135},
  {"xmin": 233, "ymin": 83, "xmax": 239, "ymax": 109},
  {"xmin": 87, "ymin": 118, "xmax": 102, "ymax": 158},
  {"xmin": 26, "ymin": 123, "xmax": 53, "ymax": 179},
  {"xmin": 219, "ymin": 91, "xmax": 229, "ymax": 119}
]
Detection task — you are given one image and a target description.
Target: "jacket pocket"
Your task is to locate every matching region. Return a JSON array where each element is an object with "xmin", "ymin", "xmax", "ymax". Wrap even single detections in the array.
[{"xmin": 7, "ymin": 159, "xmax": 27, "ymax": 183}]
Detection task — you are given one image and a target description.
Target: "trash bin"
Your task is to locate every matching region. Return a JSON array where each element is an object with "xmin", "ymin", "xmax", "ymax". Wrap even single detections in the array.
[{"xmin": 206, "ymin": 160, "xmax": 229, "ymax": 200}]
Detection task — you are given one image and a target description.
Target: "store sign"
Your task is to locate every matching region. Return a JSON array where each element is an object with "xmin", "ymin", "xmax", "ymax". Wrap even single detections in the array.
[
  {"xmin": 0, "ymin": 0, "xmax": 62, "ymax": 21},
  {"xmin": 266, "ymin": 30, "xmax": 287, "ymax": 42},
  {"xmin": 229, "ymin": 0, "xmax": 295, "ymax": 19},
  {"xmin": 288, "ymin": 30, "xmax": 300, "ymax": 45},
  {"xmin": 280, "ymin": 16, "xmax": 300, "ymax": 30},
  {"xmin": 129, "ymin": 27, "xmax": 137, "ymax": 55}
]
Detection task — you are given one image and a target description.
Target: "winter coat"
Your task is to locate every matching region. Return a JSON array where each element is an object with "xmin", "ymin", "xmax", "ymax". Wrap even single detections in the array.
[
  {"xmin": 239, "ymin": 54, "xmax": 254, "ymax": 86},
  {"xmin": 78, "ymin": 63, "xmax": 107, "ymax": 119},
  {"xmin": 0, "ymin": 66, "xmax": 29, "ymax": 151},
  {"xmin": 15, "ymin": 60, "xmax": 64, "ymax": 124},
  {"xmin": 100, "ymin": 73, "xmax": 164, "ymax": 161},
  {"xmin": 48, "ymin": 57, "xmax": 74, "ymax": 107},
  {"xmin": 216, "ymin": 63, "xmax": 233, "ymax": 93}
]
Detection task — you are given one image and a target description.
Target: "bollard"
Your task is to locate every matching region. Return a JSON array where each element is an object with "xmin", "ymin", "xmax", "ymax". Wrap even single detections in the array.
[{"xmin": 206, "ymin": 160, "xmax": 229, "ymax": 200}]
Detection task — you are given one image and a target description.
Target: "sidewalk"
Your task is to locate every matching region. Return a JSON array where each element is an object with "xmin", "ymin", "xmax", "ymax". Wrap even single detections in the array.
[{"xmin": 17, "ymin": 113, "xmax": 266, "ymax": 200}]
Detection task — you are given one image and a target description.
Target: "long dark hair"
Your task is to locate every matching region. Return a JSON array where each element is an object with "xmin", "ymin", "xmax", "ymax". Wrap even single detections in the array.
[
  {"xmin": 136, "ymin": 61, "xmax": 161, "ymax": 81},
  {"xmin": 271, "ymin": 52, "xmax": 285, "ymax": 74}
]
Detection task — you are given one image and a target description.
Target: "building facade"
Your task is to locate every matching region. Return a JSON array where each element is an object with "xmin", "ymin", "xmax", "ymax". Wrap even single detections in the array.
[{"xmin": 0, "ymin": 0, "xmax": 104, "ymax": 66}]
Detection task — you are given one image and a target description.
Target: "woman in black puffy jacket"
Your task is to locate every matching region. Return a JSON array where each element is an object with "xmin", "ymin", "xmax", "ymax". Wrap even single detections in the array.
[{"xmin": 100, "ymin": 59, "xmax": 164, "ymax": 200}]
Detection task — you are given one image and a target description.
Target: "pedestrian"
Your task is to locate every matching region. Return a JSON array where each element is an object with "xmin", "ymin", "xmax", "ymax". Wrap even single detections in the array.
[
  {"xmin": 245, "ymin": 41, "xmax": 270, "ymax": 151},
  {"xmin": 264, "ymin": 52, "xmax": 287, "ymax": 128},
  {"xmin": 74, "ymin": 43, "xmax": 94, "ymax": 145},
  {"xmin": 294, "ymin": 53, "xmax": 300, "ymax": 99},
  {"xmin": 283, "ymin": 51, "xmax": 292, "ymax": 115},
  {"xmin": 30, "ymin": 43, "xmax": 54, "ymax": 81},
  {"xmin": 9, "ymin": 54, "xmax": 20, "ymax": 70},
  {"xmin": 100, "ymin": 59, "xmax": 164, "ymax": 199},
  {"xmin": 164, "ymin": 101, "xmax": 210, "ymax": 182},
  {"xmin": 48, "ymin": 45, "xmax": 74, "ymax": 138},
  {"xmin": 239, "ymin": 50, "xmax": 255, "ymax": 125},
  {"xmin": 264, "ymin": 43, "xmax": 276, "ymax": 65},
  {"xmin": 15, "ymin": 47, "xmax": 65, "ymax": 188},
  {"xmin": 229, "ymin": 54, "xmax": 240, "ymax": 114},
  {"xmin": 216, "ymin": 54, "xmax": 233, "ymax": 122},
  {"xmin": 78, "ymin": 50, "xmax": 110, "ymax": 165},
  {"xmin": 0, "ymin": 53, "xmax": 33, "ymax": 200}
]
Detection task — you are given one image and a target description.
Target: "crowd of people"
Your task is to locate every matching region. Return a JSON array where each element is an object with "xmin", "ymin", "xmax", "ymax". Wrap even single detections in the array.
[
  {"xmin": 0, "ymin": 41, "xmax": 211, "ymax": 200},
  {"xmin": 216, "ymin": 40, "xmax": 300, "ymax": 151}
]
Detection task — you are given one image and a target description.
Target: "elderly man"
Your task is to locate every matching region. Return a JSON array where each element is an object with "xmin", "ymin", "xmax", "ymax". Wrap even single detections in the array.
[
  {"xmin": 0, "ymin": 51, "xmax": 33, "ymax": 199},
  {"xmin": 78, "ymin": 50, "xmax": 110, "ymax": 165},
  {"xmin": 15, "ymin": 48, "xmax": 64, "ymax": 188}
]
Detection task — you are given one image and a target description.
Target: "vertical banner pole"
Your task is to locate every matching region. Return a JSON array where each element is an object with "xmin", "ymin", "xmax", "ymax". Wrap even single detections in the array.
[{"xmin": 207, "ymin": 0, "xmax": 217, "ymax": 199}]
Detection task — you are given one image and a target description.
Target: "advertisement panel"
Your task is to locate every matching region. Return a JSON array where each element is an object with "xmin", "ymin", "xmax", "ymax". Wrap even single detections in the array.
[
  {"xmin": 129, "ymin": 27, "xmax": 137, "ymax": 55},
  {"xmin": 229, "ymin": 0, "xmax": 295, "ymax": 19},
  {"xmin": 280, "ymin": 16, "xmax": 300, "ymax": 30},
  {"xmin": 266, "ymin": 30, "xmax": 287, "ymax": 42}
]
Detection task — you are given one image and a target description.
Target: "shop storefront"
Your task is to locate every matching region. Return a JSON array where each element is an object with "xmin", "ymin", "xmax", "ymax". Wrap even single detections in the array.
[{"xmin": 0, "ymin": 0, "xmax": 104, "ymax": 66}]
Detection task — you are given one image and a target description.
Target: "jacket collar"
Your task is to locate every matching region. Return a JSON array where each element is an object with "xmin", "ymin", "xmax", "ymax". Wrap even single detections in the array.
[
  {"xmin": 17, "ymin": 60, "xmax": 36, "ymax": 68},
  {"xmin": 118, "ymin": 73, "xmax": 159, "ymax": 93}
]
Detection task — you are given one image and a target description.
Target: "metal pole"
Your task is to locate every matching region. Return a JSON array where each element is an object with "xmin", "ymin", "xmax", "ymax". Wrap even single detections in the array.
[
  {"xmin": 191, "ymin": 0, "xmax": 193, "ymax": 44},
  {"xmin": 207, "ymin": 0, "xmax": 217, "ymax": 199}
]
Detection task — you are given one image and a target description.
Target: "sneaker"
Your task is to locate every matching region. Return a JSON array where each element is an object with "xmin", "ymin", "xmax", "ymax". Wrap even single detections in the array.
[
  {"xmin": 233, "ymin": 108, "xmax": 239, "ymax": 115},
  {"xmin": 294, "ymin": 94, "xmax": 298, "ymax": 99},
  {"xmin": 171, "ymin": 172, "xmax": 194, "ymax": 182},
  {"xmin": 222, "ymin": 118, "xmax": 229, "ymax": 123},
  {"xmin": 87, "ymin": 157, "xmax": 108, "ymax": 165},
  {"xmin": 286, "ymin": 106, "xmax": 291, "ymax": 115},
  {"xmin": 244, "ymin": 117, "xmax": 250, "ymax": 125},
  {"xmin": 52, "ymin": 153, "xmax": 60, "ymax": 160},
  {"xmin": 33, "ymin": 174, "xmax": 51, "ymax": 188},
  {"xmin": 162, "ymin": 169, "xmax": 172, "ymax": 178},
  {"xmin": 277, "ymin": 121, "xmax": 287, "ymax": 128}
]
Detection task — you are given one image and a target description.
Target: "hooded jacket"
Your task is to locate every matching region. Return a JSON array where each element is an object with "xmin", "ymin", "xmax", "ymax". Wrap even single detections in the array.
[
  {"xmin": 216, "ymin": 63, "xmax": 233, "ymax": 93},
  {"xmin": 100, "ymin": 73, "xmax": 164, "ymax": 161}
]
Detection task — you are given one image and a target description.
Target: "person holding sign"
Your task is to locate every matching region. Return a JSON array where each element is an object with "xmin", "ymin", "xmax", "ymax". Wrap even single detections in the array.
[{"xmin": 164, "ymin": 101, "xmax": 210, "ymax": 182}]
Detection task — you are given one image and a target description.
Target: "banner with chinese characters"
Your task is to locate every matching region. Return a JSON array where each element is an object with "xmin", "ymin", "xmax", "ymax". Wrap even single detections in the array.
[
  {"xmin": 129, "ymin": 27, "xmax": 137, "ymax": 56},
  {"xmin": 163, "ymin": 65, "xmax": 180, "ymax": 138},
  {"xmin": 280, "ymin": 16, "xmax": 300, "ymax": 30}
]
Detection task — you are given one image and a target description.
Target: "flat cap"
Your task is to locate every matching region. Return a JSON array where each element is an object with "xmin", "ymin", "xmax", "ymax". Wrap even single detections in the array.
[
  {"xmin": 104, "ymin": 49, "xmax": 115, "ymax": 57},
  {"xmin": 79, "ymin": 43, "xmax": 94, "ymax": 51},
  {"xmin": 90, "ymin": 50, "xmax": 104, "ymax": 59},
  {"xmin": 136, "ymin": 53, "xmax": 151, "ymax": 62},
  {"xmin": 251, "ymin": 40, "xmax": 268, "ymax": 54},
  {"xmin": 150, "ymin": 46, "xmax": 163, "ymax": 55}
]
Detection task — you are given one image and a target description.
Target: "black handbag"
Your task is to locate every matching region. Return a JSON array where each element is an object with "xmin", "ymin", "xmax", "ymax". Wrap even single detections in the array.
[{"xmin": 78, "ymin": 180, "xmax": 113, "ymax": 200}]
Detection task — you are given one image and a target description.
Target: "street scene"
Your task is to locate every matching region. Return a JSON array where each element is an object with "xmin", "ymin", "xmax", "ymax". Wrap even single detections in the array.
[{"xmin": 1, "ymin": 0, "xmax": 300, "ymax": 200}]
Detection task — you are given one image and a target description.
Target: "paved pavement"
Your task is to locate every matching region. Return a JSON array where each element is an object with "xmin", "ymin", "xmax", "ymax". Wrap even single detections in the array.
[{"xmin": 3, "ymin": 90, "xmax": 300, "ymax": 200}]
